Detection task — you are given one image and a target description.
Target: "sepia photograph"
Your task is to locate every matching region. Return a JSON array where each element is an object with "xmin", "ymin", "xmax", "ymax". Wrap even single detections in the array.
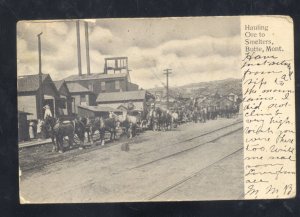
[{"xmin": 18, "ymin": 17, "xmax": 243, "ymax": 203}]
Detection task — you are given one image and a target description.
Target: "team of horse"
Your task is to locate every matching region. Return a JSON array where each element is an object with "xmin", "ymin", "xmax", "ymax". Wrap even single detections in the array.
[
  {"xmin": 40, "ymin": 99, "xmax": 239, "ymax": 153},
  {"xmin": 41, "ymin": 116, "xmax": 86, "ymax": 153},
  {"xmin": 41, "ymin": 112, "xmax": 142, "ymax": 153},
  {"xmin": 146, "ymin": 107, "xmax": 176, "ymax": 131}
]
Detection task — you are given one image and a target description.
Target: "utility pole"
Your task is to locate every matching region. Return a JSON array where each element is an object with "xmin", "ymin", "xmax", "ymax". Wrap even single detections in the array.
[
  {"xmin": 84, "ymin": 21, "xmax": 91, "ymax": 75},
  {"xmin": 76, "ymin": 20, "xmax": 82, "ymax": 76},
  {"xmin": 37, "ymin": 32, "xmax": 43, "ymax": 119},
  {"xmin": 163, "ymin": 68, "xmax": 172, "ymax": 110}
]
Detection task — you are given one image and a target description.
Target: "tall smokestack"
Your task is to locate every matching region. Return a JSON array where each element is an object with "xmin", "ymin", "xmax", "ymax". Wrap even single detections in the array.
[
  {"xmin": 76, "ymin": 20, "xmax": 82, "ymax": 76},
  {"xmin": 85, "ymin": 21, "xmax": 91, "ymax": 75}
]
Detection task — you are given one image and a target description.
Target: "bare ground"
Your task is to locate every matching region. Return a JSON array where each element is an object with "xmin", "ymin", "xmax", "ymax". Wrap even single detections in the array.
[{"xmin": 19, "ymin": 117, "xmax": 243, "ymax": 203}]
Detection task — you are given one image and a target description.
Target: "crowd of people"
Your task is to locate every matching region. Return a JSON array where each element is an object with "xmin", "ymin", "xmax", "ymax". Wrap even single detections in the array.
[{"xmin": 143, "ymin": 98, "xmax": 240, "ymax": 131}]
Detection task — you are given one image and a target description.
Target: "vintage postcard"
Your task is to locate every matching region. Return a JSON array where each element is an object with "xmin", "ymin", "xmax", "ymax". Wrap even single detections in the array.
[{"xmin": 17, "ymin": 16, "xmax": 295, "ymax": 203}]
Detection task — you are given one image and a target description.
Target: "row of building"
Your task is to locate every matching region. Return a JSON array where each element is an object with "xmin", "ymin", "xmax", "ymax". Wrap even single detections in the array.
[
  {"xmin": 18, "ymin": 57, "xmax": 155, "ymax": 142},
  {"xmin": 150, "ymin": 88, "xmax": 241, "ymax": 110}
]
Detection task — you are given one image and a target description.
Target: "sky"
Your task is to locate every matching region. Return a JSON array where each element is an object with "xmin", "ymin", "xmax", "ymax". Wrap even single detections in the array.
[{"xmin": 17, "ymin": 17, "xmax": 241, "ymax": 89}]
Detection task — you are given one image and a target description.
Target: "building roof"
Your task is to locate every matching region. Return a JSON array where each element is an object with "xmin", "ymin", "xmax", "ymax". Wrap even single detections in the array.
[
  {"xmin": 217, "ymin": 97, "xmax": 234, "ymax": 103},
  {"xmin": 53, "ymin": 80, "xmax": 65, "ymax": 90},
  {"xmin": 116, "ymin": 104, "xmax": 129, "ymax": 111},
  {"xmin": 64, "ymin": 72, "xmax": 128, "ymax": 82},
  {"xmin": 66, "ymin": 82, "xmax": 92, "ymax": 94},
  {"xmin": 222, "ymin": 88, "xmax": 241, "ymax": 96},
  {"xmin": 201, "ymin": 98, "xmax": 217, "ymax": 106},
  {"xmin": 97, "ymin": 90, "xmax": 146, "ymax": 103},
  {"xmin": 54, "ymin": 80, "xmax": 71, "ymax": 96},
  {"xmin": 78, "ymin": 105, "xmax": 121, "ymax": 112},
  {"xmin": 17, "ymin": 74, "xmax": 49, "ymax": 92},
  {"xmin": 18, "ymin": 110, "xmax": 32, "ymax": 115},
  {"xmin": 179, "ymin": 93, "xmax": 193, "ymax": 99}
]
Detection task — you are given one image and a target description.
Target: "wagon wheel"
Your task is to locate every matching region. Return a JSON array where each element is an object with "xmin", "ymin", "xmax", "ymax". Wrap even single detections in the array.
[
  {"xmin": 90, "ymin": 130, "xmax": 100, "ymax": 142},
  {"xmin": 62, "ymin": 135, "xmax": 80, "ymax": 148},
  {"xmin": 62, "ymin": 136, "xmax": 70, "ymax": 148},
  {"xmin": 73, "ymin": 134, "xmax": 81, "ymax": 145}
]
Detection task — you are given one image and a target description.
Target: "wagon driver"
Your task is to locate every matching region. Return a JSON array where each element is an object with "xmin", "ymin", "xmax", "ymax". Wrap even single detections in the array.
[{"xmin": 43, "ymin": 104, "xmax": 53, "ymax": 119}]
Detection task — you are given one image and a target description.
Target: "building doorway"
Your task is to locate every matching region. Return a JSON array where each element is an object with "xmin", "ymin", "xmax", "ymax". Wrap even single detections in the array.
[{"xmin": 44, "ymin": 99, "xmax": 55, "ymax": 118}]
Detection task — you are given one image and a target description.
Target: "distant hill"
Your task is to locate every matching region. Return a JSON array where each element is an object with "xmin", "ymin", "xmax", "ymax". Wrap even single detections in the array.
[{"xmin": 148, "ymin": 78, "xmax": 242, "ymax": 98}]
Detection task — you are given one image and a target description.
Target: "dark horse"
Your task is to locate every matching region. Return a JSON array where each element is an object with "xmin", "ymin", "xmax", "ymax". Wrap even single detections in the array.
[
  {"xmin": 42, "ymin": 116, "xmax": 56, "ymax": 152},
  {"xmin": 152, "ymin": 107, "xmax": 172, "ymax": 131},
  {"xmin": 43, "ymin": 116, "xmax": 85, "ymax": 153},
  {"xmin": 160, "ymin": 110, "xmax": 173, "ymax": 131},
  {"xmin": 120, "ymin": 114, "xmax": 140, "ymax": 138},
  {"xmin": 87, "ymin": 116, "xmax": 120, "ymax": 145}
]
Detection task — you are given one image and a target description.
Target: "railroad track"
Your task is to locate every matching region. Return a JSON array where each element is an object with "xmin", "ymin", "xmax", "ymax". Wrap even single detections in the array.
[
  {"xmin": 147, "ymin": 147, "xmax": 243, "ymax": 200},
  {"xmin": 21, "ymin": 137, "xmax": 123, "ymax": 173},
  {"xmin": 136, "ymin": 120, "xmax": 243, "ymax": 157},
  {"xmin": 130, "ymin": 121, "xmax": 243, "ymax": 170}
]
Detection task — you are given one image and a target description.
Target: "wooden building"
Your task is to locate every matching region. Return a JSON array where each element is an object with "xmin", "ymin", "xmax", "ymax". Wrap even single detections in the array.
[
  {"xmin": 216, "ymin": 97, "xmax": 235, "ymax": 110},
  {"xmin": 64, "ymin": 72, "xmax": 139, "ymax": 95},
  {"xmin": 63, "ymin": 57, "xmax": 139, "ymax": 96},
  {"xmin": 53, "ymin": 80, "xmax": 73, "ymax": 116},
  {"xmin": 96, "ymin": 90, "xmax": 154, "ymax": 112},
  {"xmin": 18, "ymin": 110, "xmax": 31, "ymax": 142},
  {"xmin": 66, "ymin": 82, "xmax": 96, "ymax": 114},
  {"xmin": 17, "ymin": 74, "xmax": 60, "ymax": 120},
  {"xmin": 227, "ymin": 92, "xmax": 239, "ymax": 103}
]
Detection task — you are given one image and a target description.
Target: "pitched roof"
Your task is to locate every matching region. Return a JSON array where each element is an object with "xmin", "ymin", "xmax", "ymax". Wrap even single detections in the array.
[
  {"xmin": 78, "ymin": 105, "xmax": 121, "ymax": 112},
  {"xmin": 179, "ymin": 93, "xmax": 193, "ymax": 99},
  {"xmin": 116, "ymin": 104, "xmax": 129, "ymax": 110},
  {"xmin": 18, "ymin": 110, "xmax": 32, "ymax": 115},
  {"xmin": 217, "ymin": 97, "xmax": 234, "ymax": 103},
  {"xmin": 201, "ymin": 98, "xmax": 217, "ymax": 106},
  {"xmin": 17, "ymin": 74, "xmax": 49, "ymax": 92},
  {"xmin": 97, "ymin": 90, "xmax": 146, "ymax": 103},
  {"xmin": 64, "ymin": 72, "xmax": 128, "ymax": 82},
  {"xmin": 66, "ymin": 82, "xmax": 91, "ymax": 93},
  {"xmin": 53, "ymin": 80, "xmax": 65, "ymax": 90},
  {"xmin": 53, "ymin": 80, "xmax": 71, "ymax": 96}
]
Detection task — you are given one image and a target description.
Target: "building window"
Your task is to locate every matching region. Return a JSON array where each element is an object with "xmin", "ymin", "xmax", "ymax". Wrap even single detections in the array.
[
  {"xmin": 101, "ymin": 81, "xmax": 106, "ymax": 91},
  {"xmin": 115, "ymin": 80, "xmax": 120, "ymax": 90}
]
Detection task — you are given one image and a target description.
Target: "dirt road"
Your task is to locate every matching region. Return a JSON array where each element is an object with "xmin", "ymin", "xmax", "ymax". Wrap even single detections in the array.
[{"xmin": 19, "ymin": 117, "xmax": 243, "ymax": 203}]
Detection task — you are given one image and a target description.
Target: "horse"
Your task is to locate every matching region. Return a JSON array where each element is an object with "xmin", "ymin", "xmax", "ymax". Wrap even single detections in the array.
[
  {"xmin": 146, "ymin": 108, "xmax": 158, "ymax": 131},
  {"xmin": 77, "ymin": 116, "xmax": 91, "ymax": 142},
  {"xmin": 53, "ymin": 120, "xmax": 75, "ymax": 153},
  {"xmin": 171, "ymin": 111, "xmax": 179, "ymax": 128},
  {"xmin": 42, "ymin": 116, "xmax": 57, "ymax": 152},
  {"xmin": 87, "ymin": 116, "xmax": 120, "ymax": 145},
  {"xmin": 43, "ymin": 116, "xmax": 86, "ymax": 153},
  {"xmin": 192, "ymin": 109, "xmax": 199, "ymax": 123},
  {"xmin": 161, "ymin": 110, "xmax": 173, "ymax": 131},
  {"xmin": 119, "ymin": 112, "xmax": 140, "ymax": 138},
  {"xmin": 55, "ymin": 118, "xmax": 87, "ymax": 152},
  {"xmin": 139, "ymin": 111, "xmax": 149, "ymax": 131},
  {"xmin": 73, "ymin": 117, "xmax": 86, "ymax": 148}
]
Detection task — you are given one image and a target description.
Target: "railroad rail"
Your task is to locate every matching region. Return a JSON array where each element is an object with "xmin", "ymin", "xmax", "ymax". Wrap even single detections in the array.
[
  {"xmin": 130, "ymin": 122, "xmax": 242, "ymax": 170},
  {"xmin": 136, "ymin": 120, "xmax": 243, "ymax": 157},
  {"xmin": 147, "ymin": 147, "xmax": 243, "ymax": 200}
]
